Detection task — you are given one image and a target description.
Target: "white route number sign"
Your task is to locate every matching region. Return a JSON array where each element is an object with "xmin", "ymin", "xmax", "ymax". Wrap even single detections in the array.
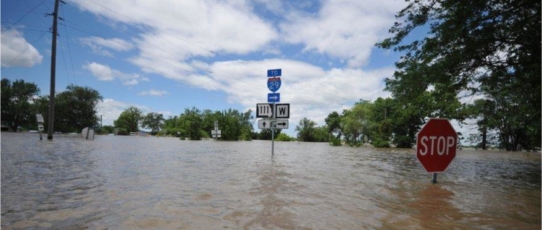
[{"xmin": 256, "ymin": 103, "xmax": 290, "ymax": 118}]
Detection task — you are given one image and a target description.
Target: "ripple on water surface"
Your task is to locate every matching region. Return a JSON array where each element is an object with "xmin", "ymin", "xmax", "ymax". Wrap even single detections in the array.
[{"xmin": 1, "ymin": 133, "xmax": 540, "ymax": 229}]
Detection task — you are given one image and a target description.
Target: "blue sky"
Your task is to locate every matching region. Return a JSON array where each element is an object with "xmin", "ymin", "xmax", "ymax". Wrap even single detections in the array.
[{"xmin": 2, "ymin": 0, "xmax": 477, "ymax": 137}]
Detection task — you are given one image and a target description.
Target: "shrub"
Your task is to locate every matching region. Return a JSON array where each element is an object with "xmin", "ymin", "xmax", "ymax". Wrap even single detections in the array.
[
  {"xmin": 329, "ymin": 136, "xmax": 342, "ymax": 146},
  {"xmin": 372, "ymin": 139, "xmax": 391, "ymax": 148}
]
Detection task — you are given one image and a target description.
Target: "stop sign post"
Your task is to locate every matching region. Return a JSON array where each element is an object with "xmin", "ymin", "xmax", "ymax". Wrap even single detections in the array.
[{"xmin": 416, "ymin": 118, "xmax": 457, "ymax": 183}]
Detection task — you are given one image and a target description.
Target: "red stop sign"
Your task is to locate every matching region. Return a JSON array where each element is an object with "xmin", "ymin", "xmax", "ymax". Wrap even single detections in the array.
[{"xmin": 416, "ymin": 118, "xmax": 457, "ymax": 173}]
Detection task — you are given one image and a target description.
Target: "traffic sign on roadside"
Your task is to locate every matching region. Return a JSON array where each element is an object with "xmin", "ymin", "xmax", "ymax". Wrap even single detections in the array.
[
  {"xmin": 267, "ymin": 69, "xmax": 281, "ymax": 77},
  {"xmin": 256, "ymin": 103, "xmax": 273, "ymax": 118},
  {"xmin": 275, "ymin": 119, "xmax": 289, "ymax": 129},
  {"xmin": 275, "ymin": 103, "xmax": 290, "ymax": 118},
  {"xmin": 268, "ymin": 93, "xmax": 280, "ymax": 103},
  {"xmin": 258, "ymin": 119, "xmax": 271, "ymax": 129},
  {"xmin": 416, "ymin": 118, "xmax": 457, "ymax": 173},
  {"xmin": 267, "ymin": 77, "xmax": 281, "ymax": 92}
]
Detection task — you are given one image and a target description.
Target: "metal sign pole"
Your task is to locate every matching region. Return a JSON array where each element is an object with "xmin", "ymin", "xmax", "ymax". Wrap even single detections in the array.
[{"xmin": 271, "ymin": 103, "xmax": 275, "ymax": 156}]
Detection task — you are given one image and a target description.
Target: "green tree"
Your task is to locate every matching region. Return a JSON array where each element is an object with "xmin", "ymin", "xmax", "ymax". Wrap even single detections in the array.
[
  {"xmin": 114, "ymin": 106, "xmax": 143, "ymax": 133},
  {"xmin": 377, "ymin": 0, "xmax": 541, "ymax": 150},
  {"xmin": 369, "ymin": 97, "xmax": 395, "ymax": 147},
  {"xmin": 325, "ymin": 111, "xmax": 342, "ymax": 139},
  {"xmin": 341, "ymin": 100, "xmax": 372, "ymax": 146},
  {"xmin": 34, "ymin": 84, "xmax": 103, "ymax": 133},
  {"xmin": 100, "ymin": 125, "xmax": 115, "ymax": 134},
  {"xmin": 162, "ymin": 115, "xmax": 181, "ymax": 136},
  {"xmin": 258, "ymin": 128, "xmax": 282, "ymax": 140},
  {"xmin": 1, "ymin": 79, "xmax": 40, "ymax": 131},
  {"xmin": 275, "ymin": 133, "xmax": 294, "ymax": 141},
  {"xmin": 142, "ymin": 112, "xmax": 164, "ymax": 134},
  {"xmin": 178, "ymin": 107, "xmax": 203, "ymax": 140},
  {"xmin": 295, "ymin": 117, "xmax": 328, "ymax": 142}
]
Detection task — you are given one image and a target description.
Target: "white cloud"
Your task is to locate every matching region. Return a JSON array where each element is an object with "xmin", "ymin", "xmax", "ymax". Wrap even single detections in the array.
[
  {"xmin": 71, "ymin": 0, "xmax": 276, "ymax": 57},
  {"xmin": 138, "ymin": 89, "xmax": 169, "ymax": 96},
  {"xmin": 280, "ymin": 0, "xmax": 404, "ymax": 67},
  {"xmin": 83, "ymin": 62, "xmax": 148, "ymax": 85},
  {"xmin": 79, "ymin": 36, "xmax": 133, "ymax": 56},
  {"xmin": 96, "ymin": 98, "xmax": 151, "ymax": 126},
  {"xmin": 1, "ymin": 29, "xmax": 43, "ymax": 67}
]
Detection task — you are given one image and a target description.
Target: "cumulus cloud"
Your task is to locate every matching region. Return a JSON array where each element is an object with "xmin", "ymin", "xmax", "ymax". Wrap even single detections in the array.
[
  {"xmin": 280, "ymin": 0, "xmax": 404, "ymax": 67},
  {"xmin": 79, "ymin": 36, "xmax": 133, "ymax": 56},
  {"xmin": 96, "ymin": 98, "xmax": 148, "ymax": 126},
  {"xmin": 138, "ymin": 89, "xmax": 169, "ymax": 96},
  {"xmin": 83, "ymin": 62, "xmax": 148, "ymax": 85},
  {"xmin": 71, "ymin": 0, "xmax": 276, "ymax": 57},
  {"xmin": 1, "ymin": 29, "xmax": 43, "ymax": 67}
]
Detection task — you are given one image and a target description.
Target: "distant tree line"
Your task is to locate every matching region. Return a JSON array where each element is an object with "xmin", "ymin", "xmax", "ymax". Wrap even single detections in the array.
[{"xmin": 112, "ymin": 106, "xmax": 300, "ymax": 141}]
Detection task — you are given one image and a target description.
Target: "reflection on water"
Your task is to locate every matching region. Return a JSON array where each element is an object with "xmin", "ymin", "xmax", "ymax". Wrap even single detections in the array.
[{"xmin": 2, "ymin": 132, "xmax": 540, "ymax": 229}]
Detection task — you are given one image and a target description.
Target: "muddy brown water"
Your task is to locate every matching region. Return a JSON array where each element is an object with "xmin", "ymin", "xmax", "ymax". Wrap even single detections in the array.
[{"xmin": 1, "ymin": 132, "xmax": 540, "ymax": 229}]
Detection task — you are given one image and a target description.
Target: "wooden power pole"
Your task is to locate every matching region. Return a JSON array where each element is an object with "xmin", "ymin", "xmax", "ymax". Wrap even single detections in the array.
[{"xmin": 47, "ymin": 0, "xmax": 60, "ymax": 140}]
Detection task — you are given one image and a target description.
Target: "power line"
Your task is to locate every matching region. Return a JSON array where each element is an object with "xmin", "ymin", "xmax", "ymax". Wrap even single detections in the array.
[
  {"xmin": 60, "ymin": 3, "xmax": 76, "ymax": 84},
  {"xmin": 58, "ymin": 34, "xmax": 73, "ymax": 85},
  {"xmin": 3, "ymin": 0, "xmax": 48, "ymax": 31}
]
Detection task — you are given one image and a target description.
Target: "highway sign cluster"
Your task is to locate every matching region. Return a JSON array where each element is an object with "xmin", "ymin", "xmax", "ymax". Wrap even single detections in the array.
[{"xmin": 258, "ymin": 69, "xmax": 290, "ymax": 155}]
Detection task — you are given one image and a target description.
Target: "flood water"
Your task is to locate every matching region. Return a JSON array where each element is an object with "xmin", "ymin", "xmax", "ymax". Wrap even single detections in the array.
[{"xmin": 2, "ymin": 132, "xmax": 540, "ymax": 229}]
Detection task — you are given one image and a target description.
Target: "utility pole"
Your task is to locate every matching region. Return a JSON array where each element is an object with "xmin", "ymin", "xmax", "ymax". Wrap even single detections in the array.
[{"xmin": 47, "ymin": 0, "xmax": 61, "ymax": 140}]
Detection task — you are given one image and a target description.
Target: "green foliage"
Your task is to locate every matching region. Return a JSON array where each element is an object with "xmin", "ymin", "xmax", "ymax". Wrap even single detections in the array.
[
  {"xmin": 114, "ymin": 106, "xmax": 143, "ymax": 133},
  {"xmin": 142, "ymin": 112, "xmax": 164, "ymax": 134},
  {"xmin": 98, "ymin": 125, "xmax": 115, "ymax": 134},
  {"xmin": 325, "ymin": 111, "xmax": 342, "ymax": 138},
  {"xmin": 161, "ymin": 108, "xmax": 253, "ymax": 141},
  {"xmin": 177, "ymin": 107, "xmax": 203, "ymax": 140},
  {"xmin": 372, "ymin": 139, "xmax": 391, "ymax": 148},
  {"xmin": 275, "ymin": 133, "xmax": 294, "ymax": 142},
  {"xmin": 258, "ymin": 128, "xmax": 281, "ymax": 140},
  {"xmin": 341, "ymin": 100, "xmax": 372, "ymax": 146},
  {"xmin": 200, "ymin": 129, "xmax": 210, "ymax": 139},
  {"xmin": 329, "ymin": 135, "xmax": 342, "ymax": 146},
  {"xmin": 35, "ymin": 84, "xmax": 103, "ymax": 133},
  {"xmin": 377, "ymin": 0, "xmax": 540, "ymax": 150},
  {"xmin": 295, "ymin": 117, "xmax": 329, "ymax": 142},
  {"xmin": 115, "ymin": 128, "xmax": 129, "ymax": 136},
  {"xmin": 1, "ymin": 78, "xmax": 40, "ymax": 131}
]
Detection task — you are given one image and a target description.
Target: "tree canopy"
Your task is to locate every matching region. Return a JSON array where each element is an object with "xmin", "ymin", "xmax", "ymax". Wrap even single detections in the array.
[
  {"xmin": 1, "ymin": 79, "xmax": 40, "ymax": 131},
  {"xmin": 376, "ymin": 0, "xmax": 540, "ymax": 150},
  {"xmin": 35, "ymin": 85, "xmax": 103, "ymax": 133},
  {"xmin": 142, "ymin": 112, "xmax": 165, "ymax": 134},
  {"xmin": 114, "ymin": 106, "xmax": 144, "ymax": 133}
]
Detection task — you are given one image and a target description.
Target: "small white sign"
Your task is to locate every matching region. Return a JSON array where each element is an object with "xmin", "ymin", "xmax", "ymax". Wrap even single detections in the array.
[
  {"xmin": 258, "ymin": 119, "xmax": 272, "ymax": 129},
  {"xmin": 275, "ymin": 104, "xmax": 290, "ymax": 118},
  {"xmin": 212, "ymin": 129, "xmax": 221, "ymax": 137},
  {"xmin": 36, "ymin": 114, "xmax": 44, "ymax": 123},
  {"xmin": 275, "ymin": 119, "xmax": 289, "ymax": 129}
]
